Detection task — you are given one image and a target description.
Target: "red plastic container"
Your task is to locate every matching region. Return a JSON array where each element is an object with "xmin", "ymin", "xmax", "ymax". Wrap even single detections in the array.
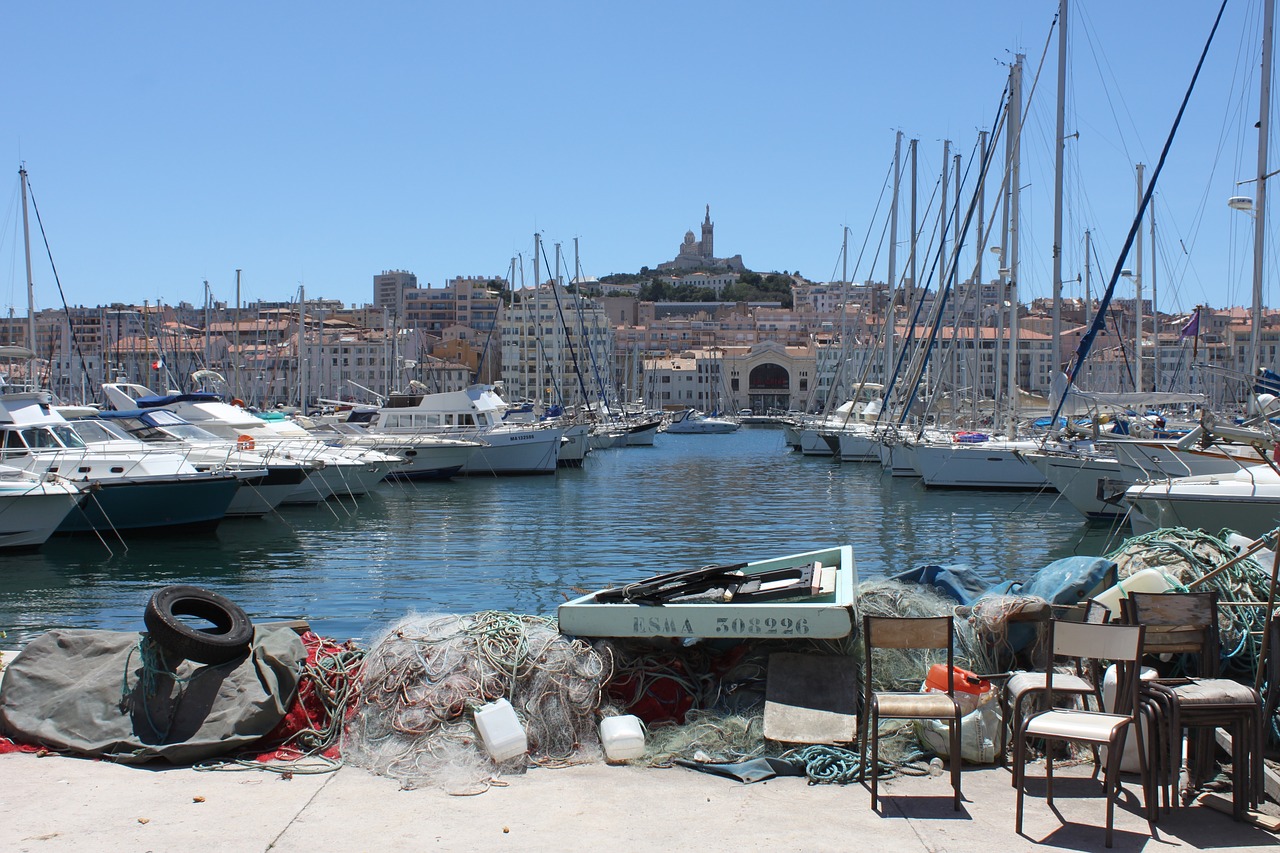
[{"xmin": 924, "ymin": 664, "xmax": 991, "ymax": 698}]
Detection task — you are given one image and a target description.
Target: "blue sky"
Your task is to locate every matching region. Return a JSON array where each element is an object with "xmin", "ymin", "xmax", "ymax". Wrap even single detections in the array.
[{"xmin": 2, "ymin": 1, "xmax": 1274, "ymax": 316}]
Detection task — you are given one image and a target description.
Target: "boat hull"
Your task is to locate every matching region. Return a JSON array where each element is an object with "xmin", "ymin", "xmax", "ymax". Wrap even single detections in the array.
[
  {"xmin": 0, "ymin": 483, "xmax": 83, "ymax": 549},
  {"xmin": 558, "ymin": 545, "xmax": 857, "ymax": 640},
  {"xmin": 915, "ymin": 442, "xmax": 1050, "ymax": 490},
  {"xmin": 57, "ymin": 474, "xmax": 238, "ymax": 534}
]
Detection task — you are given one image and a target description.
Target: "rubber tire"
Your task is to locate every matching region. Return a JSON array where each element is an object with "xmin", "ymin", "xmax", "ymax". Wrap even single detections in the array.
[{"xmin": 144, "ymin": 585, "xmax": 254, "ymax": 665}]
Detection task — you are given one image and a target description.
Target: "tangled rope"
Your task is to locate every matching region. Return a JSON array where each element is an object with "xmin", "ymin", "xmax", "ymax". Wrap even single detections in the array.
[
  {"xmin": 1106, "ymin": 527, "xmax": 1273, "ymax": 676},
  {"xmin": 780, "ymin": 744, "xmax": 930, "ymax": 785},
  {"xmin": 341, "ymin": 612, "xmax": 611, "ymax": 793}
]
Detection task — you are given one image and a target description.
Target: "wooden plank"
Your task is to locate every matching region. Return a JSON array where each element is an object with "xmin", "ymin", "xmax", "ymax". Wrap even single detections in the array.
[
  {"xmin": 1198, "ymin": 793, "xmax": 1280, "ymax": 830},
  {"xmin": 1215, "ymin": 728, "xmax": 1280, "ymax": 805}
]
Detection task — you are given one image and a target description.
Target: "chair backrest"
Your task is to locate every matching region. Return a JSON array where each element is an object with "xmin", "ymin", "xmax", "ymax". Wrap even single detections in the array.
[
  {"xmin": 1126, "ymin": 591, "xmax": 1219, "ymax": 676},
  {"xmin": 862, "ymin": 614, "xmax": 955, "ymax": 695},
  {"xmin": 864, "ymin": 615, "xmax": 952, "ymax": 650},
  {"xmin": 1047, "ymin": 619, "xmax": 1146, "ymax": 715}
]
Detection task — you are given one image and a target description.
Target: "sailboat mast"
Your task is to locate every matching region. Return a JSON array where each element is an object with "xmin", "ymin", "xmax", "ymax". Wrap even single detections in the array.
[
  {"xmin": 1134, "ymin": 163, "xmax": 1145, "ymax": 393},
  {"xmin": 1007, "ymin": 54, "xmax": 1023, "ymax": 431},
  {"xmin": 19, "ymin": 168, "xmax": 35, "ymax": 382},
  {"xmin": 1150, "ymin": 201, "xmax": 1158, "ymax": 391},
  {"xmin": 298, "ymin": 284, "xmax": 307, "ymax": 410},
  {"xmin": 1251, "ymin": 0, "xmax": 1275, "ymax": 379},
  {"xmin": 1083, "ymin": 230, "xmax": 1092, "ymax": 329},
  {"xmin": 886, "ymin": 130, "xmax": 901, "ymax": 388},
  {"xmin": 1052, "ymin": 0, "xmax": 1068, "ymax": 375},
  {"xmin": 909, "ymin": 137, "xmax": 918, "ymax": 348}
]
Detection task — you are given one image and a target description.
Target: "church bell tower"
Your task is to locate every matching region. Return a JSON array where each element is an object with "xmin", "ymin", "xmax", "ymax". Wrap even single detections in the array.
[{"xmin": 700, "ymin": 204, "xmax": 714, "ymax": 259}]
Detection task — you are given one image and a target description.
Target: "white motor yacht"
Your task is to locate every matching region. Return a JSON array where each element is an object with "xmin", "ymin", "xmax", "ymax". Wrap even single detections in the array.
[
  {"xmin": 0, "ymin": 464, "xmax": 85, "ymax": 549},
  {"xmin": 0, "ymin": 391, "xmax": 239, "ymax": 533},
  {"xmin": 99, "ymin": 383, "xmax": 401, "ymax": 503},
  {"xmin": 74, "ymin": 410, "xmax": 314, "ymax": 517},
  {"xmin": 372, "ymin": 385, "xmax": 562, "ymax": 475},
  {"xmin": 664, "ymin": 409, "xmax": 739, "ymax": 434}
]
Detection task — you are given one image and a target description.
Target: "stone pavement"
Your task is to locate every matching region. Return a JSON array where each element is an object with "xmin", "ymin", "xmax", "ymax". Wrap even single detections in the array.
[{"xmin": 1, "ymin": 753, "xmax": 1277, "ymax": 852}]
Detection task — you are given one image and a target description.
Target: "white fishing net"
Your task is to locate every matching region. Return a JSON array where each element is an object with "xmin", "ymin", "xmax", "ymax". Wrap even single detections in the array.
[{"xmin": 341, "ymin": 611, "xmax": 612, "ymax": 793}]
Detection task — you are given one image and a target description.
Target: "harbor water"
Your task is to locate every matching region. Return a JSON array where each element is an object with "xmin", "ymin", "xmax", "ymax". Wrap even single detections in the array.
[{"xmin": 0, "ymin": 426, "xmax": 1117, "ymax": 645}]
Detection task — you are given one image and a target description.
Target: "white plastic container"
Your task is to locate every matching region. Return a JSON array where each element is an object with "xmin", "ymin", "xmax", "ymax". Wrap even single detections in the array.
[
  {"xmin": 474, "ymin": 699, "xmax": 527, "ymax": 762},
  {"xmin": 1100, "ymin": 664, "xmax": 1158, "ymax": 772},
  {"xmin": 599, "ymin": 714, "xmax": 646, "ymax": 762},
  {"xmin": 1090, "ymin": 568, "xmax": 1176, "ymax": 618}
]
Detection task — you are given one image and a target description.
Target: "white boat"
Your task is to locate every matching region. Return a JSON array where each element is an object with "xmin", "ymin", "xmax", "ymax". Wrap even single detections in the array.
[
  {"xmin": 1022, "ymin": 447, "xmax": 1126, "ymax": 521},
  {"xmin": 558, "ymin": 545, "xmax": 857, "ymax": 640},
  {"xmin": 1106, "ymin": 436, "xmax": 1269, "ymax": 483},
  {"xmin": 307, "ymin": 423, "xmax": 483, "ymax": 481},
  {"xmin": 664, "ymin": 409, "xmax": 740, "ymax": 434},
  {"xmin": 373, "ymin": 385, "xmax": 562, "ymax": 475},
  {"xmin": 558, "ymin": 422, "xmax": 590, "ymax": 467},
  {"xmin": 1125, "ymin": 464, "xmax": 1280, "ymax": 539},
  {"xmin": 0, "ymin": 464, "xmax": 84, "ymax": 549},
  {"xmin": 876, "ymin": 431, "xmax": 920, "ymax": 477},
  {"xmin": 913, "ymin": 434, "xmax": 1052, "ymax": 491},
  {"xmin": 76, "ymin": 408, "xmax": 326, "ymax": 517},
  {"xmin": 100, "ymin": 383, "xmax": 401, "ymax": 502},
  {"xmin": 836, "ymin": 423, "xmax": 881, "ymax": 462},
  {"xmin": 587, "ymin": 424, "xmax": 630, "ymax": 450},
  {"xmin": 622, "ymin": 418, "xmax": 661, "ymax": 446},
  {"xmin": 0, "ymin": 391, "xmax": 240, "ymax": 533}
]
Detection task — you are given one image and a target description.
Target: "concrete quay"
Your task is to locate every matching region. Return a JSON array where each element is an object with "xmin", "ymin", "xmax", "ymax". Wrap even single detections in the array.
[{"xmin": 1, "ymin": 753, "xmax": 1276, "ymax": 852}]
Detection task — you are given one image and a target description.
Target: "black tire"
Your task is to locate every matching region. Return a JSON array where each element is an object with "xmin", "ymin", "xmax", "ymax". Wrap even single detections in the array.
[{"xmin": 144, "ymin": 585, "xmax": 254, "ymax": 665}]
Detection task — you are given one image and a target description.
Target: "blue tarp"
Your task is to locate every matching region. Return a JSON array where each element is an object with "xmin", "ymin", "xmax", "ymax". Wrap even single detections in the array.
[
  {"xmin": 1016, "ymin": 556, "xmax": 1118, "ymax": 605},
  {"xmin": 888, "ymin": 564, "xmax": 994, "ymax": 607}
]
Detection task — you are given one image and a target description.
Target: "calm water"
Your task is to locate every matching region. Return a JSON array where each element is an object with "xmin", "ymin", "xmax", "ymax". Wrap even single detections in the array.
[{"xmin": 0, "ymin": 427, "xmax": 1119, "ymax": 645}]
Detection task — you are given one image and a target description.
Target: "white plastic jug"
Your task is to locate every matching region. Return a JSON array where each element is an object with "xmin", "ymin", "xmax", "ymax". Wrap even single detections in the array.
[
  {"xmin": 474, "ymin": 699, "xmax": 527, "ymax": 762},
  {"xmin": 599, "ymin": 714, "xmax": 646, "ymax": 762},
  {"xmin": 1090, "ymin": 568, "xmax": 1175, "ymax": 618},
  {"xmin": 1100, "ymin": 664, "xmax": 1158, "ymax": 772}
]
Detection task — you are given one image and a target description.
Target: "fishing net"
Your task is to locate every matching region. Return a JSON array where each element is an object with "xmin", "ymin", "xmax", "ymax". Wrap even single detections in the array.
[
  {"xmin": 1106, "ymin": 527, "xmax": 1272, "ymax": 675},
  {"xmin": 967, "ymin": 594, "xmax": 1051, "ymax": 671},
  {"xmin": 342, "ymin": 611, "xmax": 611, "ymax": 793}
]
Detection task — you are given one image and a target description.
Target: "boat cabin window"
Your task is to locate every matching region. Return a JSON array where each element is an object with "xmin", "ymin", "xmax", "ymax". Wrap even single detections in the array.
[
  {"xmin": 20, "ymin": 427, "xmax": 65, "ymax": 449},
  {"xmin": 3, "ymin": 431, "xmax": 28, "ymax": 456},
  {"xmin": 68, "ymin": 421, "xmax": 122, "ymax": 444},
  {"xmin": 52, "ymin": 425, "xmax": 86, "ymax": 448}
]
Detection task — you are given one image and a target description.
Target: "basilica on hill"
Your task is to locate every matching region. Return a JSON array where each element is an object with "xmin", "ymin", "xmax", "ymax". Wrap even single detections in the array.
[{"xmin": 657, "ymin": 205, "xmax": 746, "ymax": 272}]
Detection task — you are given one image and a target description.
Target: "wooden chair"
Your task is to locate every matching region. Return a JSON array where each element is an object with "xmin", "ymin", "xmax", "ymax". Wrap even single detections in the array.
[
  {"xmin": 1013, "ymin": 620, "xmax": 1148, "ymax": 848},
  {"xmin": 859, "ymin": 614, "xmax": 962, "ymax": 812},
  {"xmin": 1126, "ymin": 590, "xmax": 1263, "ymax": 821}
]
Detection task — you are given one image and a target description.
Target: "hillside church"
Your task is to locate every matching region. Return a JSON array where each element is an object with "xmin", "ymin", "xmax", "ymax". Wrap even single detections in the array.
[{"xmin": 657, "ymin": 206, "xmax": 746, "ymax": 272}]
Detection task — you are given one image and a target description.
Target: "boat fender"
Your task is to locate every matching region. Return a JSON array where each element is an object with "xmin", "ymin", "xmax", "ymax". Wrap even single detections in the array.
[
  {"xmin": 143, "ymin": 585, "xmax": 254, "ymax": 665},
  {"xmin": 237, "ymin": 434, "xmax": 255, "ymax": 451}
]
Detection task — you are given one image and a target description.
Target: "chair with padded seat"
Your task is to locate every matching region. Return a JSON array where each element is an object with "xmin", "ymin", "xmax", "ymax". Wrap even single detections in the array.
[
  {"xmin": 859, "ymin": 614, "xmax": 962, "ymax": 812},
  {"xmin": 999, "ymin": 599, "xmax": 1109, "ymax": 774},
  {"xmin": 1014, "ymin": 619, "xmax": 1149, "ymax": 848},
  {"xmin": 1126, "ymin": 590, "xmax": 1263, "ymax": 821}
]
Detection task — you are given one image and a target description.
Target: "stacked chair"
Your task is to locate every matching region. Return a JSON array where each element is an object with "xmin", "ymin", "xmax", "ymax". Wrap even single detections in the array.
[{"xmin": 1124, "ymin": 591, "xmax": 1264, "ymax": 822}]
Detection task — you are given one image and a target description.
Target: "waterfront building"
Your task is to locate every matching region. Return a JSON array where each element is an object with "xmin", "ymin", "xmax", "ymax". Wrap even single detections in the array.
[
  {"xmin": 499, "ymin": 284, "xmax": 613, "ymax": 405},
  {"xmin": 643, "ymin": 342, "xmax": 817, "ymax": 414},
  {"xmin": 373, "ymin": 270, "xmax": 417, "ymax": 313},
  {"xmin": 402, "ymin": 276, "xmax": 504, "ymax": 335}
]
